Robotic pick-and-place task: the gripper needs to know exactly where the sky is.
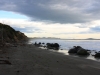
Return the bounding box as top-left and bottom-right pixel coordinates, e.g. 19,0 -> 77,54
0,0 -> 100,39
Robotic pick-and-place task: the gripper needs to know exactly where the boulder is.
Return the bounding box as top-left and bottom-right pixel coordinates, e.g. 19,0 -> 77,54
46,43 -> 53,49
94,53 -> 100,58
77,49 -> 90,55
68,46 -> 90,55
46,43 -> 60,50
68,46 -> 82,53
68,48 -> 77,53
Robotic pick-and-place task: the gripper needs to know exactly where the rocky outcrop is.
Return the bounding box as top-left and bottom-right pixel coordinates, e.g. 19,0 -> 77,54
77,49 -> 89,55
0,23 -> 27,44
94,52 -> 100,58
46,43 -> 60,50
68,46 -> 90,55
68,46 -> 80,53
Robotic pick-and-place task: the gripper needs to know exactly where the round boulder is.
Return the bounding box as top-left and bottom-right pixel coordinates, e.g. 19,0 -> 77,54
77,49 -> 90,55
94,53 -> 100,58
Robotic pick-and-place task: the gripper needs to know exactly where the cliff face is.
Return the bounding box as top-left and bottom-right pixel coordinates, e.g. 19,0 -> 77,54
0,23 -> 28,43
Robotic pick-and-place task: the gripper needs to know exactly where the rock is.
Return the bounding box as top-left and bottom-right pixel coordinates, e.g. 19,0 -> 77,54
68,46 -> 82,53
95,52 -> 98,53
94,53 -> 100,58
34,42 -> 42,47
38,42 -> 41,45
68,48 -> 77,53
42,42 -> 45,44
86,50 -> 91,53
77,49 -> 90,55
46,43 -> 53,49
46,43 -> 60,50
68,46 -> 90,55
34,42 -> 37,45
86,50 -> 91,52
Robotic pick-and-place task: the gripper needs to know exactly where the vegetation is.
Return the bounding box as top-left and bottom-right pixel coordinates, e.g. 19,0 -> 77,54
0,23 -> 27,44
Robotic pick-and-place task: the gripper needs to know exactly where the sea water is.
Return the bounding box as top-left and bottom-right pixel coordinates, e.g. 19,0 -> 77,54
28,38 -> 100,51
28,38 -> 100,61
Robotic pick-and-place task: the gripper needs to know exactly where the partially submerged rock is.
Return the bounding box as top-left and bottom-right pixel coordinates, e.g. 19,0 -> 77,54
77,49 -> 90,55
68,46 -> 90,55
46,43 -> 60,50
68,46 -> 82,53
34,42 -> 42,47
94,52 -> 100,58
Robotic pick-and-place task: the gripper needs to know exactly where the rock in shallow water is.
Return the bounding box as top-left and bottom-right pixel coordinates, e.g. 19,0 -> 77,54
94,53 -> 100,58
68,46 -> 90,55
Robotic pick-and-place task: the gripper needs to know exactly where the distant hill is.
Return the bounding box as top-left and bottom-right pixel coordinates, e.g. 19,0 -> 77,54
0,23 -> 28,44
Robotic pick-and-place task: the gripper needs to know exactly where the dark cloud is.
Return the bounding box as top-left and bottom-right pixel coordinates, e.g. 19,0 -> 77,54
0,0 -> 100,23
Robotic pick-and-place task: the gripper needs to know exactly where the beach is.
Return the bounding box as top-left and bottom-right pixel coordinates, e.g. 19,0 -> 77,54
0,44 -> 100,75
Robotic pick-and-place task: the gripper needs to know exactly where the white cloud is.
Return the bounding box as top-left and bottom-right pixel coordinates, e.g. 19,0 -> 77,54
1,18 -> 100,39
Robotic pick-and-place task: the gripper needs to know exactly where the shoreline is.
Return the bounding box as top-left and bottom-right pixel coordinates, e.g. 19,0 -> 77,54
39,46 -> 100,62
0,44 -> 100,75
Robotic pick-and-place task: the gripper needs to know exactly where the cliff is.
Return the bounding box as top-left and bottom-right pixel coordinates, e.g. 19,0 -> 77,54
0,23 -> 28,44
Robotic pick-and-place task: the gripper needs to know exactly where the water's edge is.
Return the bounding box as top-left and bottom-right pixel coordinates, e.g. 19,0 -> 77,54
28,38 -> 100,62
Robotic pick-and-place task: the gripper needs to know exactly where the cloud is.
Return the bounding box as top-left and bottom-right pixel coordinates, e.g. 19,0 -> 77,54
13,27 -> 42,33
0,18 -> 89,34
0,18 -> 43,33
0,0 -> 100,23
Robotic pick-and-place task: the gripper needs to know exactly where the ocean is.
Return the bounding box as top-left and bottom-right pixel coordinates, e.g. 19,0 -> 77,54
28,38 -> 100,61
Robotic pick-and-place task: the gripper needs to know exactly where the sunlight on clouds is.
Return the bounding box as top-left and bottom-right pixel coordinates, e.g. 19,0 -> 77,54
25,33 -> 100,39
0,18 -> 100,39
41,25 -> 89,34
88,20 -> 100,27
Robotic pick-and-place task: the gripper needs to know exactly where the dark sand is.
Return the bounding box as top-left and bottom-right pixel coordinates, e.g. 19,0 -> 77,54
0,44 -> 100,75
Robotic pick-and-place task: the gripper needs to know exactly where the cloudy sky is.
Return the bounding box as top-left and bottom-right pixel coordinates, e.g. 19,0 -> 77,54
0,0 -> 100,39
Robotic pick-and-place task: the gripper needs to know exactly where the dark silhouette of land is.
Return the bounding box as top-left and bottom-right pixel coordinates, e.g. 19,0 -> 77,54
0,23 -> 27,45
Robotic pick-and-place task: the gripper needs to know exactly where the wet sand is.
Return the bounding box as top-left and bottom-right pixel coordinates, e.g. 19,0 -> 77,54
0,44 -> 100,75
